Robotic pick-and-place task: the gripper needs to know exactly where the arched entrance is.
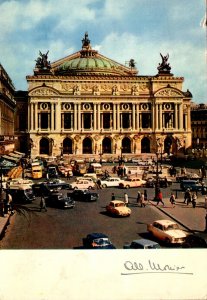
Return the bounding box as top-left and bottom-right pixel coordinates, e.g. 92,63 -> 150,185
122,137 -> 131,153
63,138 -> 73,154
83,137 -> 92,154
164,137 -> 172,154
102,137 -> 112,153
141,137 -> 150,153
39,138 -> 49,155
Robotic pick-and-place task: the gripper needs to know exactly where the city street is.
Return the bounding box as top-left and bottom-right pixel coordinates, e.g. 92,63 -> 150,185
0,183 -> 190,249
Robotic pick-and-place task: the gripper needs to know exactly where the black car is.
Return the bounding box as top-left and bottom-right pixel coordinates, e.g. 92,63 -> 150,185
182,232 -> 207,248
45,191 -> 75,209
69,189 -> 99,202
82,233 -> 116,249
145,177 -> 171,188
43,179 -> 70,190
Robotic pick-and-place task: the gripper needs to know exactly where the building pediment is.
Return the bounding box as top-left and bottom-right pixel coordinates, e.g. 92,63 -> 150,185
154,87 -> 183,97
29,86 -> 59,96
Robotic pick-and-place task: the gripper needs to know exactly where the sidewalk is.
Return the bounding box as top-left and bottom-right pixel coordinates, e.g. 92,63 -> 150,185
0,213 -> 12,239
150,195 -> 207,232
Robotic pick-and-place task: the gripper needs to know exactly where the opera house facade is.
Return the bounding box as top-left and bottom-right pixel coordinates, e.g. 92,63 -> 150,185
26,33 -> 192,159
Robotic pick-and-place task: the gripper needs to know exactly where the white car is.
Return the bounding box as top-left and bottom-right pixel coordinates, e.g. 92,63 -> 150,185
100,177 -> 123,188
119,177 -> 146,188
69,179 -> 95,190
147,220 -> 187,244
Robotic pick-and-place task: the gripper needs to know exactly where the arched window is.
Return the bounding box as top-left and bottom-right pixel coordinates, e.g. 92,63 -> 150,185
164,137 -> 172,154
141,137 -> 150,153
122,137 -> 131,153
63,138 -> 73,154
102,137 -> 112,153
39,138 -> 49,155
83,137 -> 92,154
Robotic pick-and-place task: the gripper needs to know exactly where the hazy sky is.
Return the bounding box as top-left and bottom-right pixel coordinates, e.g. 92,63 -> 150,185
0,0 -> 206,103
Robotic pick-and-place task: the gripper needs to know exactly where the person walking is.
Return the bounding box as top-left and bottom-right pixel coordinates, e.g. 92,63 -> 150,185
144,190 -> 148,204
192,192 -> 197,208
184,189 -> 191,205
40,196 -> 47,212
169,192 -> 176,207
140,192 -> 146,207
124,193 -> 129,207
156,189 -> 164,206
136,191 -> 141,206
111,193 -> 115,201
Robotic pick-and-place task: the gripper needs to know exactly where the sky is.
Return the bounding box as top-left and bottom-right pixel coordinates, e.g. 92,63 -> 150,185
0,0 -> 206,103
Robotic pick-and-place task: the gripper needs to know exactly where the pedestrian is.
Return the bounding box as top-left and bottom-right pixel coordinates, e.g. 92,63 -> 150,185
67,171 -> 71,180
156,189 -> 164,206
144,189 -> 148,203
184,189 -> 191,205
140,192 -> 146,207
111,193 -> 115,201
96,179 -> 101,189
192,192 -> 197,208
124,193 -> 129,206
169,192 -> 176,207
136,191 -> 141,206
40,196 -> 47,212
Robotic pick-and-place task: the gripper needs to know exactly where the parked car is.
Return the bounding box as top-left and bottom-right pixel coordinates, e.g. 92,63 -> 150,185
69,179 -> 95,190
180,180 -> 207,193
100,177 -> 123,188
45,191 -> 75,209
106,200 -> 131,217
123,238 -> 161,249
119,177 -> 146,189
82,233 -> 116,249
147,219 -> 187,244
182,232 -> 207,248
69,189 -> 99,202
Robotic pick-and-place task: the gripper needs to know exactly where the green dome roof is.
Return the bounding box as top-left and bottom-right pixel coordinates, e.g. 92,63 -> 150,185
53,33 -> 137,76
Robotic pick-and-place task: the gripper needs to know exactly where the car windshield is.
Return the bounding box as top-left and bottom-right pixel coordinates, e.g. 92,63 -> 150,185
165,224 -> 179,230
93,238 -> 111,246
115,203 -> 125,207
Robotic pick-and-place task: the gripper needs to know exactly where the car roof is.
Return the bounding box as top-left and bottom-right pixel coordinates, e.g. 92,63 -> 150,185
110,200 -> 124,204
154,219 -> 177,226
132,239 -> 159,246
87,233 -> 108,239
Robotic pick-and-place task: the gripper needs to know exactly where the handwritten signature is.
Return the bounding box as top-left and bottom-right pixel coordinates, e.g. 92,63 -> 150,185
121,260 -> 193,275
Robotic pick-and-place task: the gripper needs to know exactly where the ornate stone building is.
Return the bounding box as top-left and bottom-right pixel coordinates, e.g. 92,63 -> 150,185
26,33 -> 192,159
0,64 -> 16,154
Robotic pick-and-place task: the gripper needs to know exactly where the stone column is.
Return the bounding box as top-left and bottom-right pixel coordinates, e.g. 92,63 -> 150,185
152,102 -> 155,131
136,104 -> 139,130
93,103 -> 97,130
74,103 -> 77,131
187,105 -> 191,130
34,103 -> 38,130
117,104 -> 120,131
132,104 -> 135,130
97,103 -> 100,130
155,103 -> 159,130
175,103 -> 178,130
113,104 -> 116,130
55,101 -> 61,131
159,104 -> 163,129
51,102 -> 54,131
30,102 -> 34,131
179,103 -> 183,130
78,103 -> 81,130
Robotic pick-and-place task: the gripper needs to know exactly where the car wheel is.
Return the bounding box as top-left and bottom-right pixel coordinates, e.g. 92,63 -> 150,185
126,185 -> 130,189
102,184 -> 107,188
165,238 -> 171,244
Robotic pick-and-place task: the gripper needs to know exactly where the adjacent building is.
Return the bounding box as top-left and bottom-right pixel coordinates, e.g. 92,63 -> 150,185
0,64 -> 16,154
26,33 -> 192,159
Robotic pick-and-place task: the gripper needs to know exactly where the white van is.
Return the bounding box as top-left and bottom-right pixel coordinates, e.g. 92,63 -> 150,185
124,166 -> 147,176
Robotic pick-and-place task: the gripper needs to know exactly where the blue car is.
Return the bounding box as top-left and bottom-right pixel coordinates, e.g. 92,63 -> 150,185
82,233 -> 116,249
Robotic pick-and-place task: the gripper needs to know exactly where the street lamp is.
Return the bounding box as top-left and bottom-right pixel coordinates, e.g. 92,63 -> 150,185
119,146 -> 123,165
154,152 -> 160,197
99,144 -> 102,164
60,142 -> 63,158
